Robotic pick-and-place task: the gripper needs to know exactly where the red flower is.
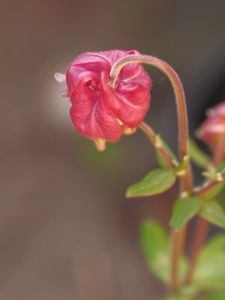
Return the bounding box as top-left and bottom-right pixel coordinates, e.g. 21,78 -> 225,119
59,50 -> 151,150
197,102 -> 225,151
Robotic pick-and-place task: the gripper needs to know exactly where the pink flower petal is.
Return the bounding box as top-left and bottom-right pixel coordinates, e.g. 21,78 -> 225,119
70,73 -> 122,142
63,49 -> 152,143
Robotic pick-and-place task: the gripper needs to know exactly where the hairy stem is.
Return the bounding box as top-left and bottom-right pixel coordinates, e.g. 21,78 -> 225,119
110,54 -> 192,191
110,54 -> 193,293
139,122 -> 177,169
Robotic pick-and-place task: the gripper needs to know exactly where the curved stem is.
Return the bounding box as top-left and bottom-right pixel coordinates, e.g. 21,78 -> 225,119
110,54 -> 193,192
110,55 -> 193,293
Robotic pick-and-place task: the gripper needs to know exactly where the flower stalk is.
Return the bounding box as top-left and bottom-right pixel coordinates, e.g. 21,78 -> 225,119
110,54 -> 193,293
139,122 -> 177,169
110,54 -> 193,191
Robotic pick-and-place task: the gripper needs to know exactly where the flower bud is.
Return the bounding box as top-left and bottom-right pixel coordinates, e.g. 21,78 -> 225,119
207,102 -> 225,118
56,50 -> 152,150
196,102 -> 225,153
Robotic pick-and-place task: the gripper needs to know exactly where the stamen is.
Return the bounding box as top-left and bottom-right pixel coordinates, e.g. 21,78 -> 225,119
94,139 -> 106,151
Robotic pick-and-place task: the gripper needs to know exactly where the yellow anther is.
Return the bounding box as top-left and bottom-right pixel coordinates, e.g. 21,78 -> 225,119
122,126 -> 137,135
94,139 -> 106,152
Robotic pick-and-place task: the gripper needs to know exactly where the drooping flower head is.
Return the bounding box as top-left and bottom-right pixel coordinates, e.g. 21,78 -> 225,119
196,102 -> 225,154
56,49 -> 152,150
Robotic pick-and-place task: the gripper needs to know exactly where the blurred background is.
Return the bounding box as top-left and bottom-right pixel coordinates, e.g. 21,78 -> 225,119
1,0 -> 225,299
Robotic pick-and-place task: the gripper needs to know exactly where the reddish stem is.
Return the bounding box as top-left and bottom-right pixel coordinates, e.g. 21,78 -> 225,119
139,122 -> 177,169
186,143 -> 225,284
213,135 -> 225,168
192,169 -> 225,197
185,218 -> 209,284
110,54 -> 193,293
110,54 -> 192,190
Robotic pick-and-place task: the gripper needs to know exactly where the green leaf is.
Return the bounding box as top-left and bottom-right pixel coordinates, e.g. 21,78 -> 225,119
170,196 -> 202,229
126,168 -> 176,198
199,290 -> 225,300
201,161 -> 225,201
196,252 -> 225,289
201,182 -> 225,201
156,137 -> 178,169
217,161 -> 225,173
197,234 -> 225,261
164,285 -> 199,300
139,219 -> 169,282
194,234 -> 225,290
139,219 -> 188,284
216,186 -> 225,210
189,139 -> 211,168
200,201 -> 225,229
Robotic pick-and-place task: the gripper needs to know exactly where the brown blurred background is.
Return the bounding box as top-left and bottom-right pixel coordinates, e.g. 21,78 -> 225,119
1,0 -> 225,299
